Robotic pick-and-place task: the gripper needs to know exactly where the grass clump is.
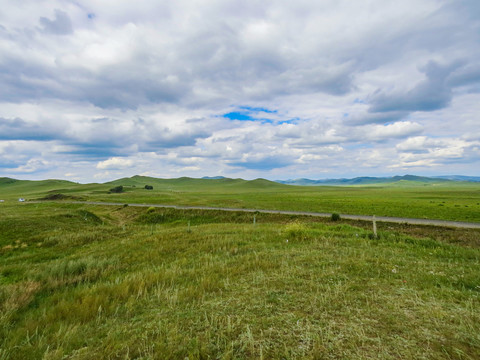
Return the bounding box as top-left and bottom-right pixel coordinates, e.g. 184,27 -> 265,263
331,212 -> 341,221
282,221 -> 315,241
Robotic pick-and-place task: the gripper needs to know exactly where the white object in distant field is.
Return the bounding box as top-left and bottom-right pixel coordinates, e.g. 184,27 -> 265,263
18,198 -> 25,202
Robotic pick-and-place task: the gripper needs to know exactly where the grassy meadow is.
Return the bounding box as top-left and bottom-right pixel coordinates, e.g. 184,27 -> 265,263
1,175 -> 480,222
1,177 -> 480,358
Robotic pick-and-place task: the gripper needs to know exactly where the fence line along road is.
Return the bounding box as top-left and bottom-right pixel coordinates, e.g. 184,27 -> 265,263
28,200 -> 480,229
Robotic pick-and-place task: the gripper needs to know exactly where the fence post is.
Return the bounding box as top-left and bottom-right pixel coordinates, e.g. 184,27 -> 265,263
373,215 -> 377,238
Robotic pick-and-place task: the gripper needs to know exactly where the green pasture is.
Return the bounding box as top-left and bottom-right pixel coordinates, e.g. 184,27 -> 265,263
1,176 -> 480,222
1,202 -> 479,359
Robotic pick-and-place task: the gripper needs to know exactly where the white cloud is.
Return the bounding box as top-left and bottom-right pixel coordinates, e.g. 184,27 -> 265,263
393,136 -> 480,170
389,159 -> 438,169
11,159 -> 50,173
364,121 -> 424,142
0,0 -> 479,181
96,157 -> 133,170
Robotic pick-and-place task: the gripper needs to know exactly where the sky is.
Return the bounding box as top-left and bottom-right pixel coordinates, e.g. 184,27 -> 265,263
1,0 -> 479,182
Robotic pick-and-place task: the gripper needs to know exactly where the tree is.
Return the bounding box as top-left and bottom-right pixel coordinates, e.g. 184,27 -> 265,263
109,185 -> 123,193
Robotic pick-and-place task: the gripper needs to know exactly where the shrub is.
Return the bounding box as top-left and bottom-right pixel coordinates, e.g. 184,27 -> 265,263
41,193 -> 67,200
331,213 -> 341,221
109,186 -> 123,193
144,185 -> 153,190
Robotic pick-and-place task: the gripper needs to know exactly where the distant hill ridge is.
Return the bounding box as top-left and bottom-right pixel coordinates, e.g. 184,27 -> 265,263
1,175 -> 480,189
275,175 -> 480,186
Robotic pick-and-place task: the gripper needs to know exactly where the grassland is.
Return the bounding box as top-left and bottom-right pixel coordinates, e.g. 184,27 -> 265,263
1,200 -> 480,359
1,175 -> 480,223
1,177 -> 480,358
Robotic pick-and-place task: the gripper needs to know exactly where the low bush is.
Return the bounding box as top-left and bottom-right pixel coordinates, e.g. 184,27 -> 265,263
331,213 -> 341,221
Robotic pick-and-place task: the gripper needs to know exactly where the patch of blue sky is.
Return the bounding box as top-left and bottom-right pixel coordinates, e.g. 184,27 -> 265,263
222,107 -> 299,125
0,162 -> 21,169
238,106 -> 278,114
222,111 -> 255,121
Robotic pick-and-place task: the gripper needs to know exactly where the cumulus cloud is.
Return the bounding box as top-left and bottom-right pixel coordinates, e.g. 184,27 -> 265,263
0,0 -> 451,109
362,121 -> 424,142
369,61 -> 458,113
345,111 -> 409,126
96,157 -> 134,170
10,159 -> 51,174
393,136 -> 480,169
0,117 -> 60,141
0,0 -> 479,180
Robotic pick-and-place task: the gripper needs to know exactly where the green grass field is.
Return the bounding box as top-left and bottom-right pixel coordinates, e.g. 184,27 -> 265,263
1,177 -> 480,358
1,200 -> 480,359
2,175 -> 480,223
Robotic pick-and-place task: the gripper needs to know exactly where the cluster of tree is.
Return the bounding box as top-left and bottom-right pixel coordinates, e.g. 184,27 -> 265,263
109,184 -> 152,193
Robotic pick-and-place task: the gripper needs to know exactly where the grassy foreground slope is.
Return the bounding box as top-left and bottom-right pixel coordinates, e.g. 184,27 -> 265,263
1,203 -> 479,359
2,175 -> 480,223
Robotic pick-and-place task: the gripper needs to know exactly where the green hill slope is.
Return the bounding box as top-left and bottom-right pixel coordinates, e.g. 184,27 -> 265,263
0,178 -> 78,200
